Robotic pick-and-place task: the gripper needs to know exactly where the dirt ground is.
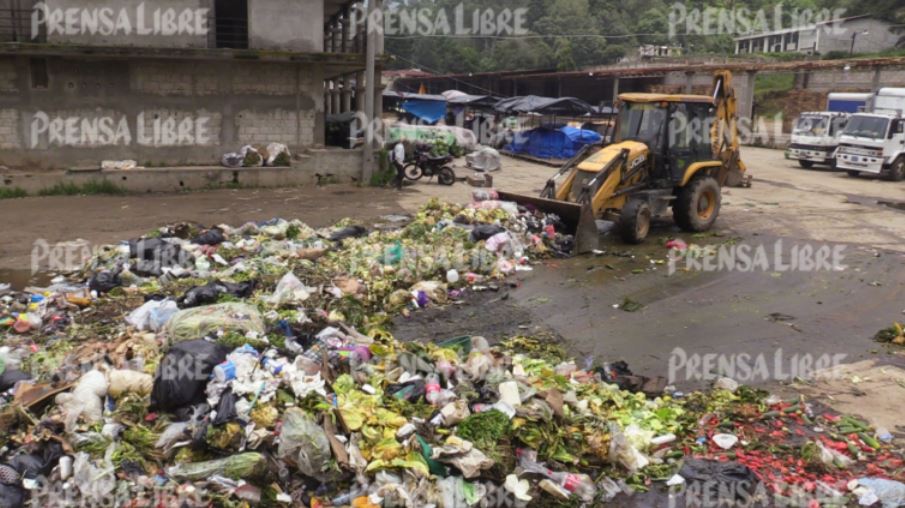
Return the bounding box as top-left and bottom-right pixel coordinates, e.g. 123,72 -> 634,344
2,147 -> 905,432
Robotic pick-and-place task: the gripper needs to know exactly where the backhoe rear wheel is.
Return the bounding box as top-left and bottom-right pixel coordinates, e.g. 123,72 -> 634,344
674,175 -> 721,232
619,198 -> 651,244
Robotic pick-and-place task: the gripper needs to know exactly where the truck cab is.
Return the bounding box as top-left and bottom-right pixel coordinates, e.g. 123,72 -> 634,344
835,88 -> 905,181
786,112 -> 849,168
786,92 -> 871,170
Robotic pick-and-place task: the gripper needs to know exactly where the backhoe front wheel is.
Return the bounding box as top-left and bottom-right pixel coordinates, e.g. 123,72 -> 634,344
619,198 -> 651,244
674,175 -> 721,232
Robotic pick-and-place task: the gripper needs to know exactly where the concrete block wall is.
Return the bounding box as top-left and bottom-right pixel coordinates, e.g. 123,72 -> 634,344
0,148 -> 364,194
249,0 -> 323,52
0,56 -> 326,169
43,0 -> 212,49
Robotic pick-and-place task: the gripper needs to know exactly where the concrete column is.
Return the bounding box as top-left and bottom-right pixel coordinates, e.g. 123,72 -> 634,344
342,74 -> 352,113
341,8 -> 349,53
871,66 -> 881,93
684,72 -> 694,93
612,77 -> 620,104
356,72 -> 366,113
362,0 -> 381,183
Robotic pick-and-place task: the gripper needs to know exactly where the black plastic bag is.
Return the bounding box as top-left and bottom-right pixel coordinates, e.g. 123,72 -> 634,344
0,370 -> 31,392
211,389 -> 239,426
597,361 -> 666,397
150,340 -> 229,412
128,238 -> 195,277
192,228 -> 225,246
88,270 -> 121,294
678,458 -> 763,505
178,280 -> 256,308
7,441 -> 63,478
0,483 -> 24,508
470,224 -> 505,242
329,225 -> 367,241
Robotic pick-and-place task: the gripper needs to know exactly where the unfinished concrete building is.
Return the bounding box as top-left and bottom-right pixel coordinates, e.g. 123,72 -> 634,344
0,0 -> 380,178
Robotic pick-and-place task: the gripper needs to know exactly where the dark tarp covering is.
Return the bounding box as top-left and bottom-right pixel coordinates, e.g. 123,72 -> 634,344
447,94 -> 501,108
494,95 -> 595,116
506,126 -> 602,160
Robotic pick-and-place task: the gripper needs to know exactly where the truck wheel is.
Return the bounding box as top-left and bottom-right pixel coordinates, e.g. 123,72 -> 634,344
881,157 -> 905,182
674,175 -> 721,232
798,160 -> 813,169
846,170 -> 860,178
619,198 -> 651,244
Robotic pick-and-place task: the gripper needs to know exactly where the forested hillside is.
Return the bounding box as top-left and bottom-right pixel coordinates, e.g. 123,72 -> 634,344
384,0 -> 905,73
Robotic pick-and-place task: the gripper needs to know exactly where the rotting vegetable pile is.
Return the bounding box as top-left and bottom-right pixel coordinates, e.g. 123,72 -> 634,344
1,196 -> 904,507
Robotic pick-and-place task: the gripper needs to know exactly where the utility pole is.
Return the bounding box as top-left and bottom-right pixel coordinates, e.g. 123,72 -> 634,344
362,0 -> 381,184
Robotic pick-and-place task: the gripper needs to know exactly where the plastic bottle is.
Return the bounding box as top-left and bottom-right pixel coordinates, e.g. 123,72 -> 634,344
425,373 -> 442,405
547,471 -> 596,502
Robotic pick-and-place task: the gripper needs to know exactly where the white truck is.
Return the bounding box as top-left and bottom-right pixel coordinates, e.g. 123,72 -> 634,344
836,88 -> 905,181
786,93 -> 871,169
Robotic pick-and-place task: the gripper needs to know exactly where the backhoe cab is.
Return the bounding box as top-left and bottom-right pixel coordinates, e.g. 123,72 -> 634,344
498,70 -> 749,252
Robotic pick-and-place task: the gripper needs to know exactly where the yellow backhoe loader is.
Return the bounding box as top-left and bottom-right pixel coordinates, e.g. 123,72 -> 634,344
499,70 -> 751,252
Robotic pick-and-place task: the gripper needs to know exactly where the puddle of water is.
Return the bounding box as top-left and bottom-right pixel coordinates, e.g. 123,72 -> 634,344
0,269 -> 54,291
879,200 -> 905,211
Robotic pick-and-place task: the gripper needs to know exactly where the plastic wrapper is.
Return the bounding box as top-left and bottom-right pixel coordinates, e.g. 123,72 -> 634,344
166,452 -> 267,481
277,408 -> 332,480
267,273 -> 314,306
855,478 -> 905,508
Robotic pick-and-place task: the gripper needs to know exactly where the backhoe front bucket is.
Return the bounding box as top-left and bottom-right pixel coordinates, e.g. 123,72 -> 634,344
496,191 -> 599,254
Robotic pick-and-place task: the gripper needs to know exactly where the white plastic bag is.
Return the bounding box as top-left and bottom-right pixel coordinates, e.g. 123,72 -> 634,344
126,299 -> 178,331
55,370 -> 109,431
267,272 -> 314,306
265,142 -> 291,166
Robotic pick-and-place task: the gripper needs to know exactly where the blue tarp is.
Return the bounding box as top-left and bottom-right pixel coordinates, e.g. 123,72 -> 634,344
506,126 -> 602,160
401,99 -> 447,124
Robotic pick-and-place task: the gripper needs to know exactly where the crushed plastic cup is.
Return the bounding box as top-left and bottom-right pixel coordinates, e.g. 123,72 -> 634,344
712,433 -> 739,450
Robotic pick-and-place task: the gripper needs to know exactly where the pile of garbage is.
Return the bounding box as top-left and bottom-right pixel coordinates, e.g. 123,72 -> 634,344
1,196 -> 904,507
222,143 -> 292,168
